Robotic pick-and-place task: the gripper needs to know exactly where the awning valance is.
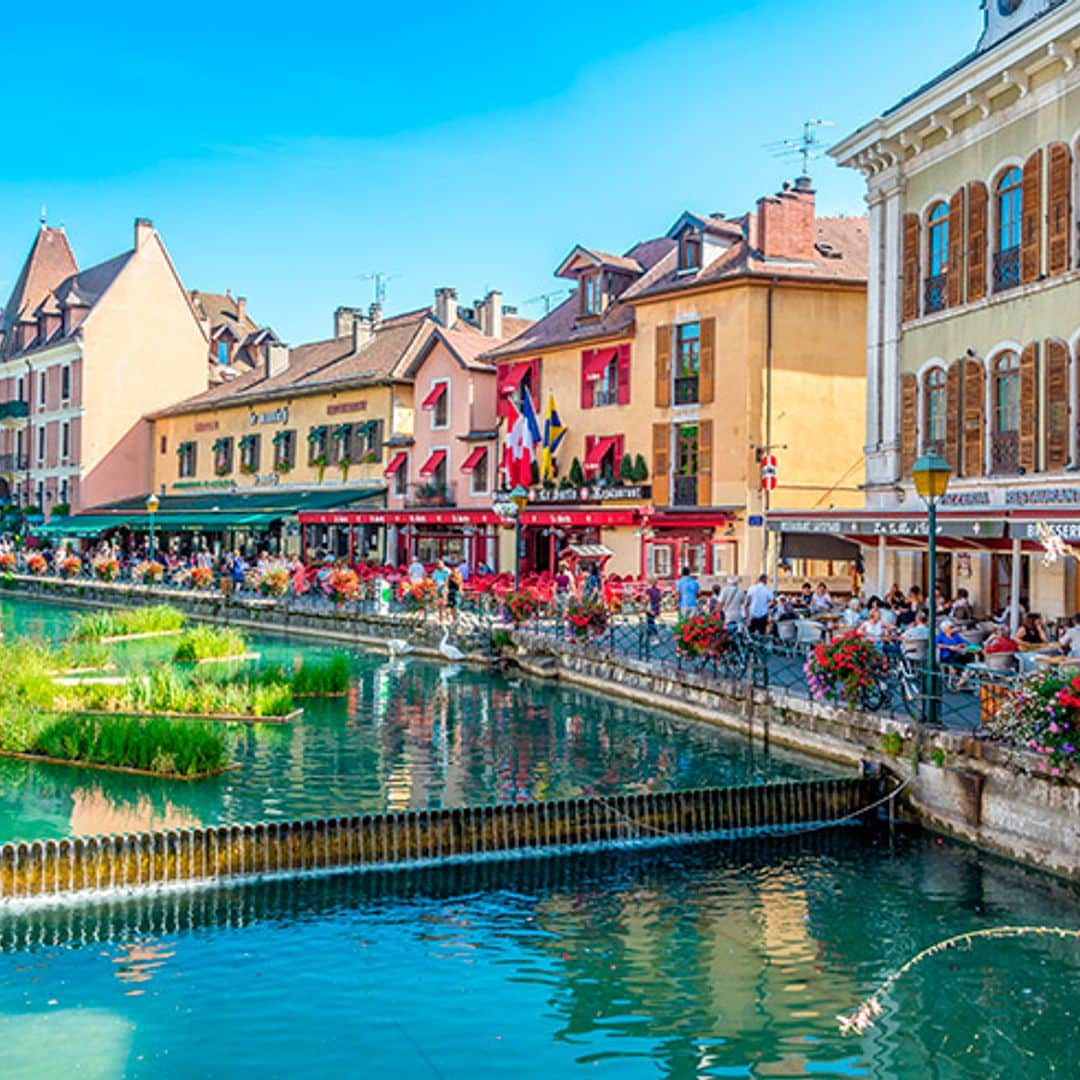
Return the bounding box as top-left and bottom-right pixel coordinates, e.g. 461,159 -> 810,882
499,362 -> 530,396
419,449 -> 447,477
460,446 -> 487,474
779,532 -> 861,562
383,451 -> 407,477
584,436 -> 618,474
421,382 -> 447,411
583,348 -> 617,382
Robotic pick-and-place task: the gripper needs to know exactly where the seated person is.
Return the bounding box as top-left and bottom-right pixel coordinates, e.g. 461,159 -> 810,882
1059,614 -> 1080,658
983,625 -> 1019,655
809,583 -> 833,613
842,597 -> 864,628
1015,613 -> 1049,647
949,588 -> 976,623
858,607 -> 891,644
798,582 -> 813,609
900,611 -> 930,655
775,595 -> 798,622
936,620 -> 973,673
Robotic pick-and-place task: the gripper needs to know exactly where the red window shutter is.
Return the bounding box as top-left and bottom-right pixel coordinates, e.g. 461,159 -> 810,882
528,358 -> 541,401
902,213 -> 921,321
613,434 -> 625,477
584,435 -> 595,469
967,181 -> 988,302
947,188 -> 965,308
581,350 -> 593,409
1047,143 -> 1072,277
1021,149 -> 1043,284
616,344 -> 631,405
496,365 -> 511,420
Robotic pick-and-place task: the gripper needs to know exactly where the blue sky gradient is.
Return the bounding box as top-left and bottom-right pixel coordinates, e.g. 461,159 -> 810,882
0,1 -> 982,343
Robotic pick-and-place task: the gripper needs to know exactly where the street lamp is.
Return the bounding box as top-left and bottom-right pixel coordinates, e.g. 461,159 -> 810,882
145,492 -> 160,563
510,484 -> 529,590
912,452 -> 951,727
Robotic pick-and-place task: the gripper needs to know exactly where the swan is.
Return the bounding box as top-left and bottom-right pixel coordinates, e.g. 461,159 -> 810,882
438,630 -> 466,662
386,638 -> 413,659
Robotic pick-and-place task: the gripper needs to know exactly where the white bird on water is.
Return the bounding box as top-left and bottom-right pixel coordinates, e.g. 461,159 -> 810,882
386,639 -> 413,659
438,630 -> 466,662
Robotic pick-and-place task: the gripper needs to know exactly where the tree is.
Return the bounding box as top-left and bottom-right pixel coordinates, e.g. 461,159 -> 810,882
633,454 -> 649,482
619,453 -> 635,483
569,457 -> 585,486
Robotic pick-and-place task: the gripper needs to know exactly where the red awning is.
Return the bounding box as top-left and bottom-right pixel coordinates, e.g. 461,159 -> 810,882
300,509 -> 501,526
499,362 -> 530,396
460,446 -> 487,474
583,348 -> 617,382
383,451 -> 407,477
419,449 -> 447,477
520,508 -> 642,527
584,436 -> 618,475
421,382 -> 447,411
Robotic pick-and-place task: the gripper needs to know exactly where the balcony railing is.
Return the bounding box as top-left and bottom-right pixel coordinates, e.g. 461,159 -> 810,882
923,274 -> 947,314
673,377 -> 699,406
0,452 -> 28,474
404,482 -> 456,508
993,246 -> 1021,293
991,431 -> 1020,475
672,475 -> 698,507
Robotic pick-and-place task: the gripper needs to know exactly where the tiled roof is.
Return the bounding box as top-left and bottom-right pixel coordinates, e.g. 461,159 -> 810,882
1,226 -> 78,354
190,290 -> 260,337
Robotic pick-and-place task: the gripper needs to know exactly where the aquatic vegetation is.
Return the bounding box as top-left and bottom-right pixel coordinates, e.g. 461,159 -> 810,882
174,625 -> 247,662
290,653 -> 351,696
73,604 -> 187,641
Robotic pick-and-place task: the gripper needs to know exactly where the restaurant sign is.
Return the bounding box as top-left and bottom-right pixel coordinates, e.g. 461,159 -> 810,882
503,485 -> 651,506
770,517 -> 1004,539
249,406 -> 289,426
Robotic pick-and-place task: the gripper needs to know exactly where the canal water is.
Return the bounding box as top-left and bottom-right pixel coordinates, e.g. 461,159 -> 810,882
1,596 -> 1078,1077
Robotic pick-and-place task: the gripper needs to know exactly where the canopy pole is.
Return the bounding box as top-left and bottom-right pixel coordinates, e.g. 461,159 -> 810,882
1009,536 -> 1022,636
876,534 -> 887,599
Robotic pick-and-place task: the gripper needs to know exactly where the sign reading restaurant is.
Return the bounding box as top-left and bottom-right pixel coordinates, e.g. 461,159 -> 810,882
498,484 -> 652,506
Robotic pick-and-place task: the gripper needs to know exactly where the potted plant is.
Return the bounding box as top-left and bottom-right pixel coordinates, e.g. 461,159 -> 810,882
326,566 -> 360,607
803,632 -> 890,711
26,552 -> 47,575
60,555 -> 83,580
92,555 -> 120,582
566,597 -> 607,641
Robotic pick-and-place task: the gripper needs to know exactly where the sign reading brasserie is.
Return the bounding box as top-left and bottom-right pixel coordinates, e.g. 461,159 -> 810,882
249,406 -> 289,426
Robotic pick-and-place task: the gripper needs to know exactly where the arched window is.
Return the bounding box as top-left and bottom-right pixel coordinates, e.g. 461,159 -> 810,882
924,367 -> 947,449
925,203 -> 949,313
992,350 -> 1020,472
994,167 -> 1022,291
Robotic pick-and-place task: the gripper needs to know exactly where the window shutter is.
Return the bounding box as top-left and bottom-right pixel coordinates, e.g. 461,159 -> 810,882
652,423 -> 670,506
1021,149 -> 1043,284
1045,339 -> 1070,471
900,373 -> 918,477
616,344 -> 631,406
696,420 -> 713,507
1047,143 -> 1072,277
699,318 -> 715,404
945,362 -> 961,472
966,181 -> 988,302
613,435 -> 626,477
655,326 -> 671,407
528,358 -> 541,402
1019,342 -> 1039,472
962,357 -> 985,478
584,434 -> 595,472
580,350 -> 593,410
902,213 -> 921,321
496,365 -> 511,419
947,188 -> 965,308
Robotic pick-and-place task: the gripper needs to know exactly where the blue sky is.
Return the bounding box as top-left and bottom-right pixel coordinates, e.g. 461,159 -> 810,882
0,0 -> 982,344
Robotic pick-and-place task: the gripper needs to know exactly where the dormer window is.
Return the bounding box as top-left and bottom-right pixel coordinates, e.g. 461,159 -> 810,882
217,341 -> 230,365
679,230 -> 702,272
581,272 -> 603,316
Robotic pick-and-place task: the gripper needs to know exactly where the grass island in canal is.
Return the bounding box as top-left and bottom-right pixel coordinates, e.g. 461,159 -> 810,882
0,595 -> 1077,1077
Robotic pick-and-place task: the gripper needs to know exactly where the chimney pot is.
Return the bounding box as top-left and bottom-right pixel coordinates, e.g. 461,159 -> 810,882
236,296 -> 247,321
435,287 -> 458,329
265,342 -> 289,380
134,218 -> 154,250
369,302 -> 382,327
479,289 -> 503,338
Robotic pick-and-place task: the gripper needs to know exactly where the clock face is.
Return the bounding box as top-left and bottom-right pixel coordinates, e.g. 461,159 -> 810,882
998,0 -> 1022,15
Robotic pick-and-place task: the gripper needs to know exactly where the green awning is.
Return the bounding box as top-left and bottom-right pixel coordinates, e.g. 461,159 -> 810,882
34,514 -> 129,538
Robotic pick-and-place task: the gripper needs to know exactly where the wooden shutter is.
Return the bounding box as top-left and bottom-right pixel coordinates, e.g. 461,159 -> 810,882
613,435 -> 626,478
1018,342 -> 1038,472
584,434 -> 595,475
1021,149 -> 1043,284
617,344 -> 631,406
900,373 -> 918,477
947,188 -> 965,307
655,326 -> 671,407
902,213 -> 921,321
580,350 -> 593,410
945,362 -> 961,472
1047,143 -> 1072,277
697,420 -> 713,507
967,181 -> 988,302
1045,339 -> 1070,471
962,357 -> 985,478
528,358 -> 541,402
698,318 -> 715,404
652,423 -> 670,505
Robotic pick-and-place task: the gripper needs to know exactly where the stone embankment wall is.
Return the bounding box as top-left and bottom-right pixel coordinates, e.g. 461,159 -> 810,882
511,632 -> 1080,884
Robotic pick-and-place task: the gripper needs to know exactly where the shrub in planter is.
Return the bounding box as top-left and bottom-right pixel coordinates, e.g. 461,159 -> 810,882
133,560 -> 165,584
399,578 -> 437,611
0,552 -> 16,573
803,632 -> 889,710
258,566 -> 290,597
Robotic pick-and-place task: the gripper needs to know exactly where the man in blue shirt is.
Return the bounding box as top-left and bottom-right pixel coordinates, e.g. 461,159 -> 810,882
676,567 -> 700,617
936,619 -> 972,686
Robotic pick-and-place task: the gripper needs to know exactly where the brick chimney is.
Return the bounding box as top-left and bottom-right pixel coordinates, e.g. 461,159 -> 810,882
478,290 -> 503,339
134,218 -> 154,251
757,179 -> 816,261
236,296 -> 247,321
435,287 -> 457,329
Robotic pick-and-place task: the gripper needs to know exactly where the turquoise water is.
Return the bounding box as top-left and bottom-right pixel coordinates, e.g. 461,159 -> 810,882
0,596 -> 835,841
0,831 -> 1077,1077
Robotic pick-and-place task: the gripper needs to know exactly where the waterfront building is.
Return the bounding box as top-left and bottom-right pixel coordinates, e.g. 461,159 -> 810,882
775,0 -> 1080,619
485,184 -> 867,580
0,218 -> 208,516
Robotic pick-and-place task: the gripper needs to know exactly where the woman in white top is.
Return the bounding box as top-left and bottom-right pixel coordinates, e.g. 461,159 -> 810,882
858,607 -> 890,644
809,583 -> 832,613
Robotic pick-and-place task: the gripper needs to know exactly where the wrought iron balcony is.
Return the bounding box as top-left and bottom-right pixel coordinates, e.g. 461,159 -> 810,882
672,475 -> 698,507
991,431 -> 1020,475
923,275 -> 947,314
673,377 -> 699,406
993,246 -> 1020,293
404,482 -> 457,508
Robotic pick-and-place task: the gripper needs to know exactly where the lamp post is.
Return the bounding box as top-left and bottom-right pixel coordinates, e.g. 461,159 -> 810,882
912,452 -> 951,727
145,492 -> 160,563
510,484 -> 529,590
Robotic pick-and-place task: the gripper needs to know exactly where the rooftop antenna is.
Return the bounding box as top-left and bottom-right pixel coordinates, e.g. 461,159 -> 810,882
524,289 -> 570,315
764,119 -> 835,181
39,205 -> 47,226
356,272 -> 400,308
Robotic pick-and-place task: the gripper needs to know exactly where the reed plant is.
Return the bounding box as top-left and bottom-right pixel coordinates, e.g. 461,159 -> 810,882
290,653 -> 351,696
73,605 -> 187,642
173,625 -> 247,663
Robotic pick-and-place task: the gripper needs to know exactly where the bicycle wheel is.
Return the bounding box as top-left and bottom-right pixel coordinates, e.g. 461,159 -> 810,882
858,678 -> 889,713
718,639 -> 749,679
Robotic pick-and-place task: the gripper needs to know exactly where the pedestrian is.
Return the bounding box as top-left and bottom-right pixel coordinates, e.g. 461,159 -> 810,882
718,575 -> 746,625
408,555 -> 425,583
676,566 -> 700,618
744,573 -> 773,635
432,558 -> 451,623
583,563 -> 601,602
645,577 -> 662,639
447,563 -> 462,617
230,549 -> 246,593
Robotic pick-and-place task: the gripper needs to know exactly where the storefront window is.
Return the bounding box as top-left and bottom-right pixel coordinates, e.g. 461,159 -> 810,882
648,544 -> 673,579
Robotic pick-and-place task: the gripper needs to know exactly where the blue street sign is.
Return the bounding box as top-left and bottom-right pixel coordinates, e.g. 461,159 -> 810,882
748,514 -> 764,527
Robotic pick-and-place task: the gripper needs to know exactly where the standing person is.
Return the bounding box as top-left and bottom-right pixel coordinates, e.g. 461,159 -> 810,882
583,563 -> 602,603
644,577 -> 662,640
676,566 -> 700,618
408,554 -> 425,583
432,558 -> 451,623
744,574 -> 773,636
719,575 -> 746,626
554,561 -> 573,616
230,550 -> 246,593
446,563 -> 462,619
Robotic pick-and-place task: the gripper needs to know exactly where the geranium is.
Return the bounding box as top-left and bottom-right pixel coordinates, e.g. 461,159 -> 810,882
60,555 -> 83,579
26,552 -> 47,575
993,669 -> 1080,775
676,613 -> 733,658
566,597 -> 607,641
133,560 -> 165,584
326,567 -> 360,606
184,566 -> 215,591
257,566 -> 290,598
505,591 -> 540,625
92,555 -> 120,582
0,552 -> 16,572
399,578 -> 437,611
804,632 -> 889,710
